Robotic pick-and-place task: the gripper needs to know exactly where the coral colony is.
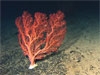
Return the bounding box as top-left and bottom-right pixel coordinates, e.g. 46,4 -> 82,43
15,11 -> 67,69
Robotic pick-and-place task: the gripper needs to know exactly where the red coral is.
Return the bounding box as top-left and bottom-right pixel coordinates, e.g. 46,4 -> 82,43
15,11 -> 66,69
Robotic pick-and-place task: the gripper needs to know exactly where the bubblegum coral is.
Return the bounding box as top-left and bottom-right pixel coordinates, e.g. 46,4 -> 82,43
15,11 -> 66,69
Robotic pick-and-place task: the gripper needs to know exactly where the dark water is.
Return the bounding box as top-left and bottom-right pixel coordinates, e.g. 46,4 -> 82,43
1,1 -> 99,74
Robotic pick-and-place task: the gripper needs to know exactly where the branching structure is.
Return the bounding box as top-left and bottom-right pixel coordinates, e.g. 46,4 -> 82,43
15,11 -> 66,69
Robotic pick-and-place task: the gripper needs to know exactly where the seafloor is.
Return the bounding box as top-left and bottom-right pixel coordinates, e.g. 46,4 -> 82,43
1,1 -> 100,75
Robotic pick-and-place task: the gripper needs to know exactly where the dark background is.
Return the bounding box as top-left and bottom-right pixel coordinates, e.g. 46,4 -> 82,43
1,1 -> 99,24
